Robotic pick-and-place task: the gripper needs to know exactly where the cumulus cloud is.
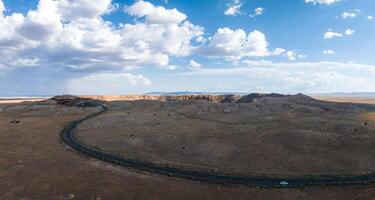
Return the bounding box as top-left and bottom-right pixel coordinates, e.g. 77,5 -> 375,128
345,28 -> 355,35
324,29 -> 355,39
0,0 -> 288,74
224,0 -> 241,16
67,73 -> 152,94
0,0 -> 5,16
126,0 -> 187,24
184,61 -> 375,93
305,0 -> 340,5
285,51 -> 306,61
18,0 -> 62,41
188,60 -> 201,70
195,27 -> 285,60
324,30 -> 343,39
323,50 -> 335,54
59,0 -> 114,20
0,0 -> 203,71
286,51 -> 297,61
250,7 -> 264,17
341,11 -> 356,19
249,7 -> 264,18
255,7 -> 264,15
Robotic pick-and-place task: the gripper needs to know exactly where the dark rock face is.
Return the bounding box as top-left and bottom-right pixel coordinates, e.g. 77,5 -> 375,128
51,95 -> 90,106
162,93 -> 287,103
51,93 -> 313,105
236,93 -> 286,103
220,95 -> 241,103
162,95 -> 224,102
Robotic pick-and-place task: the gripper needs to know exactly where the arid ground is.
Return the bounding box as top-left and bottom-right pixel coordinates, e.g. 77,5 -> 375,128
1,94 -> 375,200
313,95 -> 375,105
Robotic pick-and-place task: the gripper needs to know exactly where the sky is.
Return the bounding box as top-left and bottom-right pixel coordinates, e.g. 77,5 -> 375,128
0,0 -> 375,96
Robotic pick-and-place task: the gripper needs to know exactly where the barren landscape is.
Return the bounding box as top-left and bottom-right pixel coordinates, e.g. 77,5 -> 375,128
1,94 -> 375,199
2,0 -> 375,199
77,94 -> 375,178
313,95 -> 375,105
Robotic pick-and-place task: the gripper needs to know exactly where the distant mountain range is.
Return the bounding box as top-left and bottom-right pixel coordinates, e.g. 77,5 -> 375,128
145,91 -> 375,97
1,92 -> 374,98
144,91 -> 248,96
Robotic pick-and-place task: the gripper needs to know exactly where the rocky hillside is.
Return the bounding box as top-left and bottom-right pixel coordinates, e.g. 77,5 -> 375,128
64,93 -> 300,103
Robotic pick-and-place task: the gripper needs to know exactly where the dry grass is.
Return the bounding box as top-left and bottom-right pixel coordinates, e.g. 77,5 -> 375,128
1,97 -> 375,199
77,96 -> 375,178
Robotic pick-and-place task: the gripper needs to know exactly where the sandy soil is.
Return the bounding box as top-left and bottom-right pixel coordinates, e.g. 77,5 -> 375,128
1,96 -> 375,199
313,96 -> 375,105
0,98 -> 47,104
77,95 -> 375,178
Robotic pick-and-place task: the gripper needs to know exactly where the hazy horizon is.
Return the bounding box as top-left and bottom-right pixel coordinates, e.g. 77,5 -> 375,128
2,91 -> 375,98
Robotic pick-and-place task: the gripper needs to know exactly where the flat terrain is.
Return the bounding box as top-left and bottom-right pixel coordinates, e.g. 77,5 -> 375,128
0,97 -> 47,104
77,95 -> 375,177
1,95 -> 375,199
313,95 -> 375,105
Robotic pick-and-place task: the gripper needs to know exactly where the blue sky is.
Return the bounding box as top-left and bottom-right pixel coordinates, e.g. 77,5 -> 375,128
0,0 -> 374,96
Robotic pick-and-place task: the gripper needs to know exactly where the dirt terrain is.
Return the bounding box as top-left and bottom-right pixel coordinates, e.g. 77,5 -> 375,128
1,94 -> 375,199
0,97 -> 47,104
313,95 -> 375,105
77,94 -> 375,177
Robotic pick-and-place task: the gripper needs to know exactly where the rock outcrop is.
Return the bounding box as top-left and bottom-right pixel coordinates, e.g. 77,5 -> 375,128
52,93 -> 305,105
220,94 -> 241,103
51,95 -> 90,106
236,93 -> 286,103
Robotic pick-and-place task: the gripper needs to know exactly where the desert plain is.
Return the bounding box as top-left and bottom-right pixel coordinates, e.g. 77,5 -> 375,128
1,93 -> 375,200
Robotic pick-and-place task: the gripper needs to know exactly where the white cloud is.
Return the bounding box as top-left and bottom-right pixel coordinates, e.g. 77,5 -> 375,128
305,0 -> 340,5
254,7 -> 264,16
0,0 -> 203,71
188,60 -> 201,69
0,0 -> 287,74
368,16 -> 374,20
241,60 -> 273,66
323,29 -> 354,40
341,11 -> 356,19
250,7 -> 264,17
0,0 -> 5,16
323,50 -> 335,54
345,28 -> 355,35
285,51 -> 306,61
224,0 -> 241,16
196,35 -> 207,43
67,73 -> 152,94
286,51 -> 297,61
184,61 -> 375,93
324,30 -> 343,39
59,0 -> 114,20
18,0 -> 62,41
273,48 -> 287,56
163,65 -> 179,70
126,0 -> 186,24
195,27 -> 284,60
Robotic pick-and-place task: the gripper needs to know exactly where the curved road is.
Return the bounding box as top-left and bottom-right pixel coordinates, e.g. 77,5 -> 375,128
61,101 -> 375,187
